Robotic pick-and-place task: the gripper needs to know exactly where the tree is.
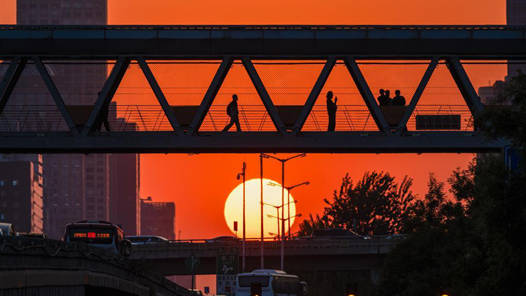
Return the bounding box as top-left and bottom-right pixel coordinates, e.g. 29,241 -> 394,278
378,173 -> 475,296
297,171 -> 415,237
478,71 -> 526,147
378,72 -> 526,296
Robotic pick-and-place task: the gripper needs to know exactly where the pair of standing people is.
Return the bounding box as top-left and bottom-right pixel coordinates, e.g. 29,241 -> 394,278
222,92 -> 339,132
377,89 -> 406,106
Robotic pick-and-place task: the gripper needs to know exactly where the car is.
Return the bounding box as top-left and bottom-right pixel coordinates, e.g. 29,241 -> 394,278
126,235 -> 170,245
205,235 -> 239,243
311,228 -> 362,239
0,223 -> 16,236
17,232 -> 47,239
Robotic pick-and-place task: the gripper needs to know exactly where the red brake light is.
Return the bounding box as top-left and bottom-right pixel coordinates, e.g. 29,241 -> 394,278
88,232 -> 96,238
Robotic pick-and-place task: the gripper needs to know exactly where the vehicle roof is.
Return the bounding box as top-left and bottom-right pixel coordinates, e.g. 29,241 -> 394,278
0,223 -> 13,230
65,220 -> 122,230
127,235 -> 168,240
238,269 -> 298,277
209,235 -> 238,240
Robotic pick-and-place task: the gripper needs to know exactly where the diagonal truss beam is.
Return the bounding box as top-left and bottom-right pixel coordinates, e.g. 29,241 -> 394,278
189,57 -> 233,135
293,58 -> 336,134
242,58 -> 286,134
0,57 -> 27,116
446,57 -> 484,115
33,57 -> 79,135
344,57 -> 391,133
395,58 -> 439,134
137,57 -> 181,134
82,57 -> 130,136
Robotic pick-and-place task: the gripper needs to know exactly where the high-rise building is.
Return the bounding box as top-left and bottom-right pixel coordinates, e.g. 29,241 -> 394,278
0,160 -> 43,233
141,198 -> 175,240
507,0 -> 526,77
17,0 -> 107,26
110,152 -> 141,235
479,0 -> 526,101
507,0 -> 526,25
42,154 -> 84,239
12,0 -> 140,239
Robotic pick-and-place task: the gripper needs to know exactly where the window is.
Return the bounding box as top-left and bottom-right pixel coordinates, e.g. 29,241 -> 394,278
238,276 -> 269,287
0,180 -> 4,187
272,276 -> 300,294
12,180 -> 18,186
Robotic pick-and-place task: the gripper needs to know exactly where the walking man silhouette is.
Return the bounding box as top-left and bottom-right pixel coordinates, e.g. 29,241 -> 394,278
222,94 -> 241,132
326,91 -> 337,132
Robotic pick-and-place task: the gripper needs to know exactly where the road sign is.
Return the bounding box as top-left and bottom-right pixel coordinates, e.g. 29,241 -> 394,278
216,254 -> 238,296
185,256 -> 200,273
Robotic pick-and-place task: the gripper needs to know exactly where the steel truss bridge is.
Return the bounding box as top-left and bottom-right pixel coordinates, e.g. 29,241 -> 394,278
0,25 -> 519,153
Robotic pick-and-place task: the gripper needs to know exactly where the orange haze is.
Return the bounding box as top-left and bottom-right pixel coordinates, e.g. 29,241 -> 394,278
0,0 -> 506,240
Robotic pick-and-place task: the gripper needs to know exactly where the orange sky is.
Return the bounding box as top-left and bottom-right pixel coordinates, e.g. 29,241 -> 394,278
0,0 -> 508,240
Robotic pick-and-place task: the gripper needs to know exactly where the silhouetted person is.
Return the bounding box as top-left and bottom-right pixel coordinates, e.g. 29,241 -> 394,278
392,90 -> 406,106
385,90 -> 392,105
97,91 -> 111,132
326,91 -> 337,131
377,89 -> 390,106
222,94 -> 241,132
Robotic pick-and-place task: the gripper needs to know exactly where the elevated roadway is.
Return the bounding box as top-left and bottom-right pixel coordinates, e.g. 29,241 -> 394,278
0,236 -> 192,296
130,237 -> 398,275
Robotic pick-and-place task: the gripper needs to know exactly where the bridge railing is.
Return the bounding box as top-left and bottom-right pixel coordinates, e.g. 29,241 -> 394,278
131,237 -> 399,256
0,104 -> 474,133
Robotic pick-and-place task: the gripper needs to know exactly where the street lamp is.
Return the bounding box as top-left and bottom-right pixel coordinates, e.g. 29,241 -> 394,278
268,213 -> 303,223
267,213 -> 280,238
269,181 -> 309,239
268,232 -> 279,240
263,200 -> 298,240
261,153 -> 306,271
236,162 -> 246,272
259,153 -> 264,269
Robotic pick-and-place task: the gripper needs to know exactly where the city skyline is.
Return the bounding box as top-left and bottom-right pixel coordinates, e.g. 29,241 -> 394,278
0,1 -> 523,295
0,0 -> 509,240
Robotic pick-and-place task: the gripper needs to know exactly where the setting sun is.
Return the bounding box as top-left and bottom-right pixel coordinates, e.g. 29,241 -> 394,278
224,178 -> 297,238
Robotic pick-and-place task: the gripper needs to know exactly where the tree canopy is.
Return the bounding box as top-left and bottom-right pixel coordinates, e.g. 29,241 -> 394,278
298,171 -> 415,237
378,71 -> 526,295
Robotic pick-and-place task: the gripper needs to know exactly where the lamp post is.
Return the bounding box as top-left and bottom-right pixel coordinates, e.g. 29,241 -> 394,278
261,153 -> 306,271
263,198 -> 299,237
268,213 -> 303,241
284,181 -> 309,239
267,212 -> 280,238
236,162 -> 246,272
259,153 -> 264,269
263,200 -> 297,238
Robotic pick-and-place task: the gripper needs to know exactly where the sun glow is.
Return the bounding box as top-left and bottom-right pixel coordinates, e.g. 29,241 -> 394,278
224,178 -> 297,238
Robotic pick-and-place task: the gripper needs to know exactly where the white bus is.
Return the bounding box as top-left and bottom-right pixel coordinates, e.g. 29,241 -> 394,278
235,269 -> 308,296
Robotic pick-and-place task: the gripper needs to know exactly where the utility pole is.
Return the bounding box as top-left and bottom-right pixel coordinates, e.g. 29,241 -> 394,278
259,153 -> 264,269
261,153 -> 306,271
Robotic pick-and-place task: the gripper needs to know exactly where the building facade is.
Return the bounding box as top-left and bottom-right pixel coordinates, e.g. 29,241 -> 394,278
0,160 -> 43,233
110,152 -> 141,235
140,198 -> 175,240
13,0 -> 140,238
478,0 -> 526,101
507,0 -> 526,77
